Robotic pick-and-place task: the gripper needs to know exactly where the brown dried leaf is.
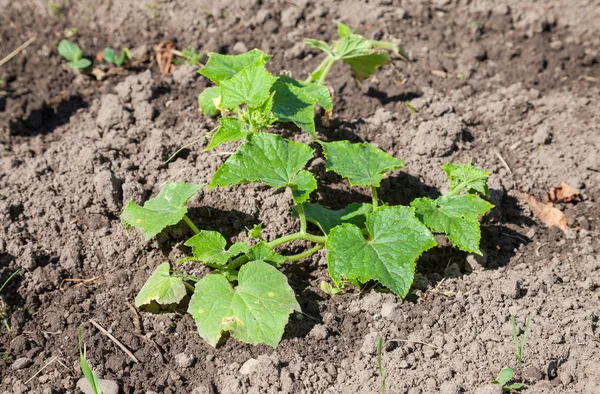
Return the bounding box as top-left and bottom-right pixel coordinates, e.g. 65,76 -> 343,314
548,182 -> 581,204
154,40 -> 175,75
522,193 -> 572,234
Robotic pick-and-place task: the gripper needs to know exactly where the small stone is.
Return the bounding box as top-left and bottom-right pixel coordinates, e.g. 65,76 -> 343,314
232,41 -> 248,54
172,64 -> 197,85
11,358 -> 32,370
309,324 -> 329,340
360,332 -> 380,355
77,378 -> 119,394
280,6 -> 300,28
174,352 -> 195,368
523,365 -> 544,381
533,125 -> 552,145
398,360 -> 411,369
430,102 -> 454,117
473,384 -> 502,394
550,40 -> 563,51
528,89 -> 541,100
239,358 -> 260,375
492,4 -> 510,15
134,101 -> 156,123
96,94 -> 125,130
254,9 -> 271,25
381,302 -> 402,321
502,279 -> 523,299
440,381 -> 461,394
465,251 -> 488,272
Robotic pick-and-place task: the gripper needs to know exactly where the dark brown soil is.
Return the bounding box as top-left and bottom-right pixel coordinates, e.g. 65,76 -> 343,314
1,1 -> 599,393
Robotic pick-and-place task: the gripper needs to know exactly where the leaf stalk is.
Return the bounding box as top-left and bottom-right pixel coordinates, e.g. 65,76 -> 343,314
183,215 -> 200,234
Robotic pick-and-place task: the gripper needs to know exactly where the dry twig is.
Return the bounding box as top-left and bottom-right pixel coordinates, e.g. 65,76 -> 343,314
89,319 -> 140,363
0,36 -> 36,68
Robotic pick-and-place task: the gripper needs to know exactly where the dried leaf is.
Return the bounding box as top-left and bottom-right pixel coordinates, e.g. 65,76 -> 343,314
548,182 -> 581,204
431,70 -> 447,78
155,40 -> 175,75
522,193 -> 572,234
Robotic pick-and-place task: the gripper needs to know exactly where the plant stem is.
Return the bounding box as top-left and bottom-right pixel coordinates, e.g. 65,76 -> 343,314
285,244 -> 324,262
297,203 -> 307,233
183,215 -> 200,234
305,56 -> 330,83
317,57 -> 335,85
183,282 -> 196,292
372,186 -> 379,210
266,232 -> 327,249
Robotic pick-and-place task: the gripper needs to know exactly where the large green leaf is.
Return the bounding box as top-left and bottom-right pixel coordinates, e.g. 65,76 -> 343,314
321,140 -> 405,187
209,133 -> 316,203
188,260 -> 300,348
219,64 -> 277,109
183,231 -> 249,265
292,202 -> 371,234
58,39 -> 82,62
135,263 -> 187,307
326,206 -> 436,298
205,117 -> 246,150
442,162 -> 490,196
411,194 -> 493,254
121,182 -> 203,240
199,49 -> 272,84
198,86 -> 221,117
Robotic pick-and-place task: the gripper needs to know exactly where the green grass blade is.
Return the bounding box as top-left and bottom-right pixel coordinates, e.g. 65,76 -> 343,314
78,328 -> 104,394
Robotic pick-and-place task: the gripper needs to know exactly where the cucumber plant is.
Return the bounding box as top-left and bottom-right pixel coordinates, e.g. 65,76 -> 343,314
58,39 -> 92,70
122,23 -> 493,348
102,47 -> 131,67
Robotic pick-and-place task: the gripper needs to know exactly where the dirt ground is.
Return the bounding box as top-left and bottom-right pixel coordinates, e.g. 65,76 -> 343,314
1,0 -> 599,393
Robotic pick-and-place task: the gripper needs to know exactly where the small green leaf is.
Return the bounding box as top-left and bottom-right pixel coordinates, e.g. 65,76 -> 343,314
205,117 -> 246,150
246,241 -> 286,267
134,263 -> 187,307
247,92 -> 276,131
442,162 -> 490,196
209,133 -> 316,204
183,231 -> 248,265
271,76 -> 319,137
198,86 -> 221,117
188,260 -> 300,348
337,22 -> 352,38
293,202 -> 371,235
320,281 -> 341,295
220,64 -> 277,109
79,329 -> 104,394
506,383 -> 524,391
342,51 -> 390,80
58,39 -> 82,62
289,170 -> 317,204
494,367 -> 515,386
336,34 -> 372,59
199,49 -> 272,84
121,182 -> 203,240
68,58 -> 92,69
411,194 -> 493,254
102,48 -> 116,64
304,39 -> 334,57
114,51 -> 127,66
247,222 -> 264,239
326,206 -> 436,298
321,140 -> 405,187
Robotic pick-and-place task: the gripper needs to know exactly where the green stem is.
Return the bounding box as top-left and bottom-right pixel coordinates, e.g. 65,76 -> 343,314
285,244 -> 324,262
297,203 -> 307,233
183,215 -> 200,234
266,232 -> 327,249
371,186 -> 379,210
317,57 -> 335,85
183,282 -> 195,292
305,56 -> 330,83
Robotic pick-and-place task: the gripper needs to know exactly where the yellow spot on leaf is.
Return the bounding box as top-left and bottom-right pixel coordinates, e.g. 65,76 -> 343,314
198,309 -> 204,314
135,219 -> 142,224
268,292 -> 275,297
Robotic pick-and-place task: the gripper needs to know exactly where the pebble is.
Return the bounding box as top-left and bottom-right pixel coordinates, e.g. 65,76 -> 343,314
309,324 -> 329,340
76,378 -> 119,394
11,357 -> 32,370
381,302 -> 402,322
465,251 -> 488,272
240,358 -> 260,375
174,352 -> 195,368
532,125 -> 553,145
473,384 -> 502,394
232,41 -> 248,54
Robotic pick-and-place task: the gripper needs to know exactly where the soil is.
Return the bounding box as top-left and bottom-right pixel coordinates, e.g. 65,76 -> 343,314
1,0 -> 599,393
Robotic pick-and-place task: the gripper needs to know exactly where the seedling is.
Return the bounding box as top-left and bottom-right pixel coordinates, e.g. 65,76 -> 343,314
102,47 -> 131,67
376,337 -> 386,394
512,315 -> 531,370
78,328 -> 103,394
58,40 -> 92,70
0,269 -> 20,332
491,367 -> 525,392
173,45 -> 203,66
124,22 -> 493,349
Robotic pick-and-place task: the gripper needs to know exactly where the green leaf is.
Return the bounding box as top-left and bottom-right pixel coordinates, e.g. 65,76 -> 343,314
134,263 -> 187,307
247,222 -> 264,239
114,50 -> 128,66
79,329 -> 104,394
102,48 -> 116,64
411,194 -> 493,254
289,170 -> 317,204
199,49 -> 272,84
321,140 -> 405,187
304,39 -> 334,57
58,39 -> 82,62
205,117 -> 246,150
220,64 -> 277,109
68,58 -> 92,69
493,368 -> 515,386
188,260 -> 300,348
271,76 -> 319,138
183,231 -> 249,265
209,133 -> 316,204
442,162 -> 490,196
506,383 -> 524,391
121,182 -> 203,240
336,34 -> 372,59
342,51 -> 390,80
326,206 -> 436,298
337,22 -> 352,38
246,241 -> 286,267
293,202 -> 371,235
247,92 -> 276,131
198,86 -> 221,117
